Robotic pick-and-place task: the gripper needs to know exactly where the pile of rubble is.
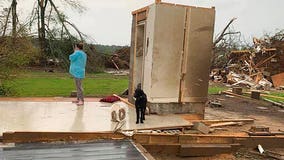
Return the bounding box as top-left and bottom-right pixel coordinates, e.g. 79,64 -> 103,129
105,47 -> 130,70
211,36 -> 284,90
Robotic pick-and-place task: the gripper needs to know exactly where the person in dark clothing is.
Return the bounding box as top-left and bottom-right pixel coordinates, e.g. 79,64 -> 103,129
134,83 -> 147,124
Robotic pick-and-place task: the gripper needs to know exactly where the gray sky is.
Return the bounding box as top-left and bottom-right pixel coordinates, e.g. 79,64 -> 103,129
11,0 -> 284,45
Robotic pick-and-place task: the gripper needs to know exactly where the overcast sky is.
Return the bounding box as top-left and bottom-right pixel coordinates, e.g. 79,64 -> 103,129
7,0 -> 284,45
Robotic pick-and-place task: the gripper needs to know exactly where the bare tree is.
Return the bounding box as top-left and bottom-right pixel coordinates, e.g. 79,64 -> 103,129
1,0 -> 18,38
35,0 -> 84,53
212,18 -> 241,68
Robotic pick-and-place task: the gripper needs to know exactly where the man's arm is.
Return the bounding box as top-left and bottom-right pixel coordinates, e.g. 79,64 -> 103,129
69,51 -> 78,62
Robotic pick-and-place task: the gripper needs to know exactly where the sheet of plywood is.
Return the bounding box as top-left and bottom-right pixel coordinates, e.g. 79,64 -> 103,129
182,7 -> 215,102
150,4 -> 186,101
271,72 -> 284,87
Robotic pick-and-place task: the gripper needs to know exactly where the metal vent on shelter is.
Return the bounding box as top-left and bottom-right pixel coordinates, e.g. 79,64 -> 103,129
0,140 -> 146,160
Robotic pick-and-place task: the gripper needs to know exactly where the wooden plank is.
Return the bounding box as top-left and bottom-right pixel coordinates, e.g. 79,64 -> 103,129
134,143 -> 156,160
272,72 -> 284,88
244,91 -> 284,101
137,11 -> 147,22
113,94 -> 135,108
222,91 -> 252,100
160,2 -> 215,11
132,6 -> 149,15
3,132 -> 127,143
123,124 -> 193,132
261,94 -> 284,101
209,122 -> 240,128
197,119 -> 254,124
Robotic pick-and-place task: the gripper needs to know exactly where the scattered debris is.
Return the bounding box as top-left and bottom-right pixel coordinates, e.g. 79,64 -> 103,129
192,122 -> 210,134
251,90 -> 261,99
232,87 -> 243,95
248,126 -> 271,136
258,144 -> 265,154
250,126 -> 270,133
256,107 -> 268,110
272,72 -> 284,88
105,47 -> 130,70
208,100 -> 222,107
211,35 -> 284,90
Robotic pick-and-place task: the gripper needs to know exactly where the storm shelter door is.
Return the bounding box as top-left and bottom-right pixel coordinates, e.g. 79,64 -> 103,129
133,21 -> 146,90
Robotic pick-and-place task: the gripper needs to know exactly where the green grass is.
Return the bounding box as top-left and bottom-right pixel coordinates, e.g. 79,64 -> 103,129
262,91 -> 284,103
208,86 -> 228,94
6,70 -> 282,102
4,71 -> 128,97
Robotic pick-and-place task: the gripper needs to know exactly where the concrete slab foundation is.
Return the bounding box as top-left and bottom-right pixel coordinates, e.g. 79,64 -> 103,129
148,102 -> 205,116
0,100 -> 189,136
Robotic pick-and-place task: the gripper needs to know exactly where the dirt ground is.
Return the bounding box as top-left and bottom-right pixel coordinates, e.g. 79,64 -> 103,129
208,94 -> 284,131
151,148 -> 284,160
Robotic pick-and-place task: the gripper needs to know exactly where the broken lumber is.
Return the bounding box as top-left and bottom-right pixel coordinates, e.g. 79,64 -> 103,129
209,122 -> 242,128
123,124 -> 194,132
111,60 -> 120,70
261,94 -> 284,101
245,91 -> 284,101
222,91 -> 249,99
189,118 -> 254,125
134,143 -> 156,160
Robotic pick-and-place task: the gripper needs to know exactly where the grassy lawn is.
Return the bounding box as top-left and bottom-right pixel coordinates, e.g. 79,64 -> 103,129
262,91 -> 284,103
3,70 -> 283,102
208,85 -> 228,94
4,71 -> 128,97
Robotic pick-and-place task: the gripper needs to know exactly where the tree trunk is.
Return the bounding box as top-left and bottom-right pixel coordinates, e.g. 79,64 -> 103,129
38,0 -> 48,54
11,0 -> 17,37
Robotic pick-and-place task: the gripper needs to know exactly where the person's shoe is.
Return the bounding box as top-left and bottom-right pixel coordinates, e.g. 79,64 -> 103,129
136,121 -> 139,124
140,120 -> 144,124
76,101 -> 84,106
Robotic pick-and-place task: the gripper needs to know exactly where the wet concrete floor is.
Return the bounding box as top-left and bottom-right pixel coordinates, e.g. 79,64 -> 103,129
0,101 -> 190,135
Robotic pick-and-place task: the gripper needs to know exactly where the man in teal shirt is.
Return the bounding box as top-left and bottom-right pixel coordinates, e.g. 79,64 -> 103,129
69,42 -> 87,106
